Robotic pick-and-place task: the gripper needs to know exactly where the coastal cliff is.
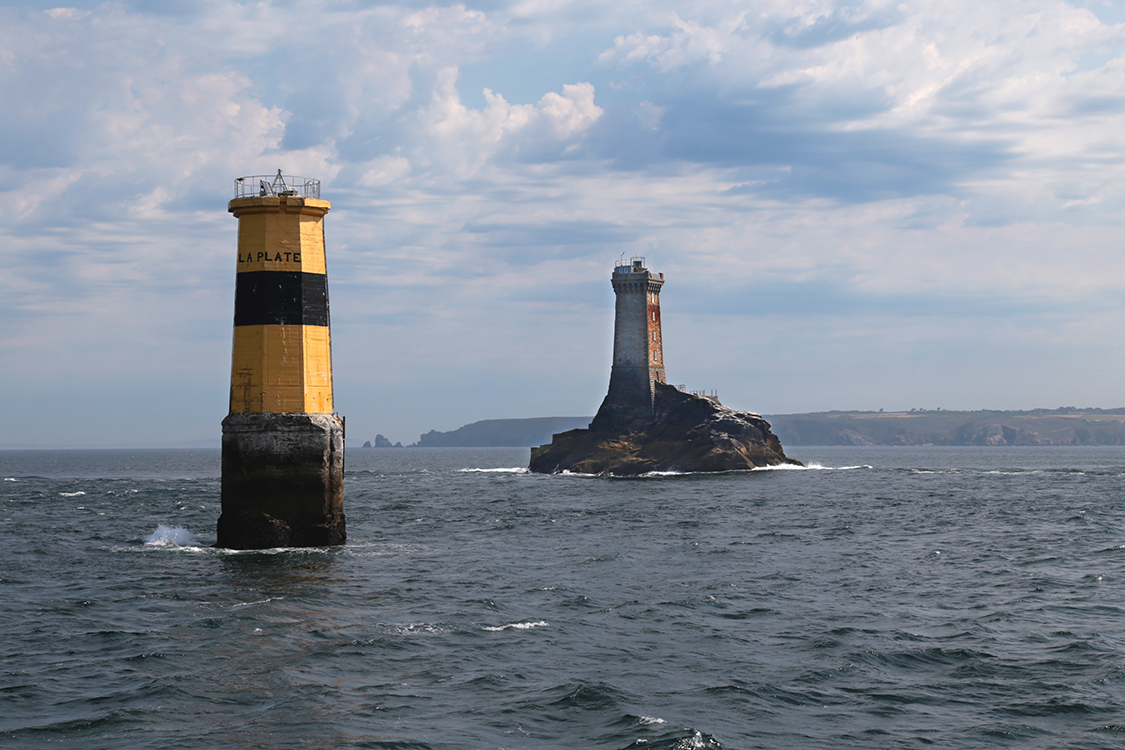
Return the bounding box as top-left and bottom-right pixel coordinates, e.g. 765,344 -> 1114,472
766,408 -> 1125,446
530,382 -> 800,475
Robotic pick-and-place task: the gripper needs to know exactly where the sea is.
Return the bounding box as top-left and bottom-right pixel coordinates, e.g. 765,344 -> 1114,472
3,445 -> 1125,750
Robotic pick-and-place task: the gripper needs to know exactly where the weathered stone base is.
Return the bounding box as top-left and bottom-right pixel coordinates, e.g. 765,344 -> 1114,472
589,365 -> 666,433
218,412 -> 346,549
530,382 -> 801,475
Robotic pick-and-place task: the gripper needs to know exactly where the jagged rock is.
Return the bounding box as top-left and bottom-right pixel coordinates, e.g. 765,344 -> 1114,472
530,382 -> 801,475
363,435 -> 401,448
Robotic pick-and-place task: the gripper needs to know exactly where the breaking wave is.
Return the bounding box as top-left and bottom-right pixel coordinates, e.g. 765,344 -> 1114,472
482,620 -> 548,632
143,524 -> 202,547
753,462 -> 872,471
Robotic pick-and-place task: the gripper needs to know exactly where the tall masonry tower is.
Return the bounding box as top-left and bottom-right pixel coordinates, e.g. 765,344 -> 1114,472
217,171 -> 346,549
590,257 -> 666,431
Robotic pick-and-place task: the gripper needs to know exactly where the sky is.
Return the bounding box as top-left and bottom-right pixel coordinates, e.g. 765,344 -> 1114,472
2,0 -> 1125,448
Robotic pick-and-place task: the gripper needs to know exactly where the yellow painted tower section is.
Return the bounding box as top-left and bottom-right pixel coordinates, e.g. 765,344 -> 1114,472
228,195 -> 334,414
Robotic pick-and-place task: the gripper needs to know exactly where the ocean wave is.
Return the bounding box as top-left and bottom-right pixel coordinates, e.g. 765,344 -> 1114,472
907,467 -> 1092,476
643,463 -> 873,475
457,467 -> 529,473
59,491 -> 86,497
386,622 -> 445,636
143,524 -> 202,547
755,462 -> 872,471
210,544 -> 345,556
562,462 -> 874,478
231,596 -> 285,609
631,728 -> 723,749
482,620 -> 548,632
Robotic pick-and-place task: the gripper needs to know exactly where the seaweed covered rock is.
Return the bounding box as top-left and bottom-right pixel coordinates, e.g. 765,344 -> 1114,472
529,382 -> 800,475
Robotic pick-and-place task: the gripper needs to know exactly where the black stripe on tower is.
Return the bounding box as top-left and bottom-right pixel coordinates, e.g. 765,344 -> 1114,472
234,271 -> 330,327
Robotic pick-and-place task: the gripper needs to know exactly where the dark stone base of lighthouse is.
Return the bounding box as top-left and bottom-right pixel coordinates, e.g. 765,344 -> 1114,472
589,364 -> 665,433
217,413 -> 346,549
530,382 -> 801,475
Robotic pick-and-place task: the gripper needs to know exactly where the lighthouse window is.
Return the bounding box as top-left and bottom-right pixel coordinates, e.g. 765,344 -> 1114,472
652,331 -> 657,341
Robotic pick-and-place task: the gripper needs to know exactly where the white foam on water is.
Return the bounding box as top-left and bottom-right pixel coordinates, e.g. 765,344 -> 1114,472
231,596 -> 285,609
482,620 -> 549,632
753,462 -> 872,471
674,730 -> 711,749
59,491 -> 86,497
4,477 -> 16,482
390,622 -> 445,635
910,467 -> 1058,476
216,545 -> 338,556
143,524 -> 202,547
639,716 -> 666,725
457,467 -> 530,474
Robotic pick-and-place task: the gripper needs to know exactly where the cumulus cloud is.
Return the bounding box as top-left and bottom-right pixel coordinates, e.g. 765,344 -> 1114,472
590,0 -> 1125,217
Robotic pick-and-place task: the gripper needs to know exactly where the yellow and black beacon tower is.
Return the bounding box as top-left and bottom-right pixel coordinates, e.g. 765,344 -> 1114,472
217,171 -> 345,549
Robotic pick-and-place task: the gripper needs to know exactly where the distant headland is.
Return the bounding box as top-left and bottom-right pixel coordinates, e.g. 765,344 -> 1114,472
767,407 -> 1125,446
359,417 -> 592,449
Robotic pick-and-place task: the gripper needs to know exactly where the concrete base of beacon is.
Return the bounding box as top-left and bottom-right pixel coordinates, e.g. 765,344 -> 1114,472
217,412 -> 346,550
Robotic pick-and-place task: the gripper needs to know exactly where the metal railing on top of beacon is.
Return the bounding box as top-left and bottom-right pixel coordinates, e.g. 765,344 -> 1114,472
234,171 -> 321,199
614,255 -> 646,272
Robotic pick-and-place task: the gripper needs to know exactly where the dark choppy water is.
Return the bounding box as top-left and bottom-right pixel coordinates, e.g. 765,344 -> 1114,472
4,446 -> 1125,749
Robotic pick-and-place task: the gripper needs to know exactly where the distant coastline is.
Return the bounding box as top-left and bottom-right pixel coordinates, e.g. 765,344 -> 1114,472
768,408 -> 1125,446
368,408 -> 1125,448
362,417 -> 594,449
13,409 -> 1125,451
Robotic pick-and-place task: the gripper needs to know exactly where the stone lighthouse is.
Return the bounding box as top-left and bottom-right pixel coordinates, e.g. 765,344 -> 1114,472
529,255 -> 799,473
590,256 -> 666,431
216,171 -> 346,549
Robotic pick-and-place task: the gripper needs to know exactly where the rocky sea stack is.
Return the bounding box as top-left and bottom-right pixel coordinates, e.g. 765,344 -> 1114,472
530,382 -> 800,475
